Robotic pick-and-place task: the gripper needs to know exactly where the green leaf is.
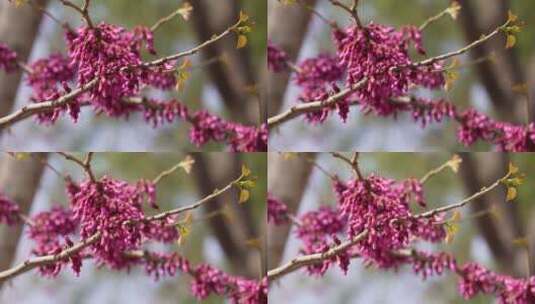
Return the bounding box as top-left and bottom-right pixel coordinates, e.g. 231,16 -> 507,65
239,10 -> 249,23
241,164 -> 251,177
236,35 -> 248,49
239,189 -> 250,204
444,222 -> 460,244
508,162 -> 519,175
506,35 -> 516,49
506,186 -> 517,202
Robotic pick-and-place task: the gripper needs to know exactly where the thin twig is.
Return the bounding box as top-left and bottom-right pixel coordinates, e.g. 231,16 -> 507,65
331,152 -> 364,179
145,172 -> 244,222
57,152 -> 96,183
419,156 -> 458,184
150,7 -> 183,32
152,158 -> 190,185
414,170 -> 512,219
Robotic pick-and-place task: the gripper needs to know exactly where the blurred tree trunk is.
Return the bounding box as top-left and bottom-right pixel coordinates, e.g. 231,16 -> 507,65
267,153 -> 315,269
457,0 -> 524,121
265,0 -> 318,269
190,0 -> 266,277
460,153 -> 525,276
192,153 -> 261,277
457,0 -> 528,275
0,0 -> 47,120
0,154 -> 47,290
192,0 -> 258,124
267,0 -> 317,117
0,1 -> 48,291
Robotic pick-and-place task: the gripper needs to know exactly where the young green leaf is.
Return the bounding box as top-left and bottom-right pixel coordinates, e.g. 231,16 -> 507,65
239,189 -> 250,204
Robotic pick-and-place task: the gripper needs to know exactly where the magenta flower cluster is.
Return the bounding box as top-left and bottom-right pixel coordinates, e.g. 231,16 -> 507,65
28,206 -> 80,276
409,98 -> 535,151
335,175 -> 445,268
333,23 -> 444,116
0,171 -> 266,303
294,54 -> 346,123
269,20 -> 535,151
0,193 -> 19,226
191,264 -> 268,304
267,195 -> 289,225
458,262 -> 535,303
66,23 -> 154,116
1,20 -> 265,151
26,53 -> 78,123
143,252 -> 191,280
275,169 -> 535,303
0,42 -> 17,72
70,176 -> 148,269
296,206 -> 349,275
267,41 -> 288,72
143,99 -> 268,152
408,251 -> 535,303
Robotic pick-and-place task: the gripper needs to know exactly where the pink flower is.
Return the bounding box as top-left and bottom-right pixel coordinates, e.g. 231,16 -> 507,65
294,54 -> 346,123
0,194 -> 20,226
143,252 -> 191,280
66,23 -> 147,116
28,206 -> 80,277
267,195 -> 288,225
334,24 -> 444,116
267,41 -> 288,72
0,42 -> 17,72
26,53 -> 78,124
71,176 -> 147,269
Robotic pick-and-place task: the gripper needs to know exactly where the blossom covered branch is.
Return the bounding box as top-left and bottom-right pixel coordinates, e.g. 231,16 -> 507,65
0,1 -> 266,151
0,154 -> 266,303
268,1 -> 530,151
267,153 -> 534,303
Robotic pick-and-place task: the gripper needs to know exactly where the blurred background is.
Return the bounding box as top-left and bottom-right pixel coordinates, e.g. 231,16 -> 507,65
0,152 -> 267,303
269,152 -> 535,303
0,0 -> 266,151
268,0 -> 535,151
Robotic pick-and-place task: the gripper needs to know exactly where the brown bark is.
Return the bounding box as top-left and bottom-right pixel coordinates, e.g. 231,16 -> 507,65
457,0 -> 526,122
191,0 -> 258,124
0,1 -> 48,291
190,1 -> 265,277
267,0 -> 317,117
193,153 -> 262,277
456,0 -> 529,275
0,154 -> 47,290
0,0 -> 48,120
267,153 -> 315,269
460,153 -> 525,276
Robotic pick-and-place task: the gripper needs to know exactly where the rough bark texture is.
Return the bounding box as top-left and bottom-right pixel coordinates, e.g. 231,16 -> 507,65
267,153 -> 315,269
0,0 -> 47,120
267,0 -> 316,117
0,155 -> 47,290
